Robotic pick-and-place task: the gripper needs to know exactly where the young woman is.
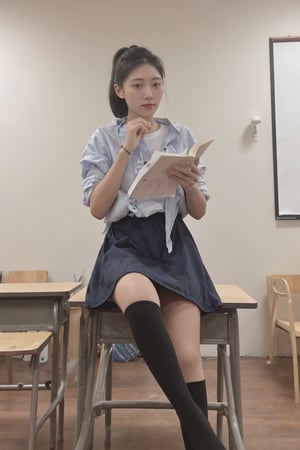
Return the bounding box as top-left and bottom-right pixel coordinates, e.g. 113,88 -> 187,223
81,45 -> 225,450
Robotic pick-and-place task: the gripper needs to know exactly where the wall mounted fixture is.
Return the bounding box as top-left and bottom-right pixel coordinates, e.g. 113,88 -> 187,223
250,115 -> 261,139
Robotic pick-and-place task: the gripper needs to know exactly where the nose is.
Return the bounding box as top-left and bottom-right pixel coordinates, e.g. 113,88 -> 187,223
144,86 -> 154,99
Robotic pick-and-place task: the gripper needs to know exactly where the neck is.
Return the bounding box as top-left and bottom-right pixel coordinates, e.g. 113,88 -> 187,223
149,120 -> 160,133
126,117 -> 160,133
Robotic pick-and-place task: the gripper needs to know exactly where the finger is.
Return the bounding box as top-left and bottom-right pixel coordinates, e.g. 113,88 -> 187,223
137,122 -> 152,136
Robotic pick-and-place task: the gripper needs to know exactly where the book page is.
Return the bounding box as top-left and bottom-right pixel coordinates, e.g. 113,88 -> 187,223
128,153 -> 195,199
189,137 -> 215,158
128,137 -> 215,199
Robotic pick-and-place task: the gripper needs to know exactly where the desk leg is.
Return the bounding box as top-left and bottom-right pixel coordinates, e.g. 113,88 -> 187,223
58,308 -> 70,441
75,310 -> 98,450
74,308 -> 93,446
218,344 -> 245,450
50,302 -> 59,449
228,310 -> 243,437
216,346 -> 224,439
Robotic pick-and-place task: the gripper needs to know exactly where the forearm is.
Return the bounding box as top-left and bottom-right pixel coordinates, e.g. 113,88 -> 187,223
89,148 -> 130,219
184,184 -> 207,219
88,118 -> 154,219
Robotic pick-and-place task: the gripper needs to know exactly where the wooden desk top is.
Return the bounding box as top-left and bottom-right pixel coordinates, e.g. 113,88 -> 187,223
215,284 -> 257,309
0,282 -> 82,298
69,284 -> 257,309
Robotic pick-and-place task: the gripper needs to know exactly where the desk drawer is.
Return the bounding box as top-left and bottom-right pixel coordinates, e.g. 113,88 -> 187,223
97,311 -> 133,343
94,310 -> 230,345
0,297 -> 68,331
200,313 -> 230,344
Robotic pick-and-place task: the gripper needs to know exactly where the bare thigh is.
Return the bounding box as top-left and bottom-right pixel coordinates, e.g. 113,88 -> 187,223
112,272 -> 160,313
160,289 -> 205,382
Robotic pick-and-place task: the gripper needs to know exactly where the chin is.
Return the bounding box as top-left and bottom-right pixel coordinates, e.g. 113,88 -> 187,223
140,110 -> 157,119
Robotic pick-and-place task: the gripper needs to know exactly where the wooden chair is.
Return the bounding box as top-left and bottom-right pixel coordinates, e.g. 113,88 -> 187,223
2,270 -> 48,283
2,270 -> 48,382
0,331 -> 52,450
266,274 -> 300,402
0,270 -> 51,449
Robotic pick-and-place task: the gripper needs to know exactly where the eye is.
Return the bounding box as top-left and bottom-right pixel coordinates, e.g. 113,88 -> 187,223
132,83 -> 142,89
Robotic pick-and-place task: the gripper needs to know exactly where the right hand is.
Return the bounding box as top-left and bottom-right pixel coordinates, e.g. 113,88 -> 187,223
122,118 -> 152,154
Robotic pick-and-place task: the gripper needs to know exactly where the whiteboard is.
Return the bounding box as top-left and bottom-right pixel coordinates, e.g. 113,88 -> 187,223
269,37 -> 300,219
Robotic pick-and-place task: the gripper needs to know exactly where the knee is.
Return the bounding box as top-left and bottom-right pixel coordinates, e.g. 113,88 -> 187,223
176,344 -> 202,373
113,273 -> 160,309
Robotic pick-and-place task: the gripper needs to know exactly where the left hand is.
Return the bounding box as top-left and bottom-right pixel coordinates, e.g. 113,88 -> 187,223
166,158 -> 200,191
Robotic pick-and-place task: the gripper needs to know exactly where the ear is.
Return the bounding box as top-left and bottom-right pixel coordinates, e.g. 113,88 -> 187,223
114,83 -> 124,99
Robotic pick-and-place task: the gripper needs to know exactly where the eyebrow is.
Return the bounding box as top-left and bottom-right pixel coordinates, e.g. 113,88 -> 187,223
130,77 -> 162,82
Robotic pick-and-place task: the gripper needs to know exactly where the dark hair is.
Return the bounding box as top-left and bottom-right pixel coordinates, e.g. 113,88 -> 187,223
109,45 -> 165,118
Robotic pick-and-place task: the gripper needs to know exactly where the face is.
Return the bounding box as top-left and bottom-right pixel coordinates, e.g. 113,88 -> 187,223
114,63 -> 164,121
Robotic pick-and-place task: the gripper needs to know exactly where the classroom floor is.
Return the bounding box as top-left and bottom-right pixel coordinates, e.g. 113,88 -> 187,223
0,356 -> 299,450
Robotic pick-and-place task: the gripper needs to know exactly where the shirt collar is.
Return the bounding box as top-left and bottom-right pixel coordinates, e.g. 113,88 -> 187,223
113,117 -> 180,143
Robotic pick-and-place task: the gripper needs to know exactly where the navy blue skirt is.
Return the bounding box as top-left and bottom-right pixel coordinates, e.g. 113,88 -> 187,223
85,213 -> 222,313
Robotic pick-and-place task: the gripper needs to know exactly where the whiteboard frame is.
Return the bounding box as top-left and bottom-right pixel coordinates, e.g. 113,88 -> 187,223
269,37 -> 300,219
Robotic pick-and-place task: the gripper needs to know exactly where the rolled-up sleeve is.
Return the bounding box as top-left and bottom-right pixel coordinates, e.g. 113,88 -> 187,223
198,159 -> 210,200
177,125 -> 210,201
80,130 -> 112,206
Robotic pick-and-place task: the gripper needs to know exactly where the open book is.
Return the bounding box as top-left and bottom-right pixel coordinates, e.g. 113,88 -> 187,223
128,137 -> 215,199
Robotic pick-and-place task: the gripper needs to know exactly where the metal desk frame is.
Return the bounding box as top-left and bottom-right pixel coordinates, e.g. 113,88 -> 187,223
72,284 -> 257,450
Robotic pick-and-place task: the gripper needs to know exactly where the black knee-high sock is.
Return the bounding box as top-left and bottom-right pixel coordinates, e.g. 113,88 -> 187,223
181,381 -> 208,450
124,301 -> 225,450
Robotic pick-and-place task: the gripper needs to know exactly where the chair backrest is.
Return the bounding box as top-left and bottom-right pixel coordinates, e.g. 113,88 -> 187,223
271,274 -> 300,295
3,270 -> 48,283
267,274 -> 300,326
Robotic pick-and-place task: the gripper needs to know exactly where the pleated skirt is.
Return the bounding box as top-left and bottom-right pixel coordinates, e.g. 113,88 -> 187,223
85,213 -> 223,313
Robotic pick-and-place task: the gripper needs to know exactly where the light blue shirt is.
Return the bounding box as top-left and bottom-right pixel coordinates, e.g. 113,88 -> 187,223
80,117 -> 210,252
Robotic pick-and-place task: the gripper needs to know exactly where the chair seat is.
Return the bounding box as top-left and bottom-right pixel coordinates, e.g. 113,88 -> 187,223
276,319 -> 300,337
0,329 -> 53,450
0,331 -> 52,356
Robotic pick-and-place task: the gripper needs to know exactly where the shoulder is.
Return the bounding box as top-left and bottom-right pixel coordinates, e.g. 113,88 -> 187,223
84,118 -> 126,156
88,117 -> 125,142
155,118 -> 196,153
155,118 -> 195,143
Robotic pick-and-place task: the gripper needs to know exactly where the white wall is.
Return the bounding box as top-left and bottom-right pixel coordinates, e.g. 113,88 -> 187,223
1,0 -> 300,356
